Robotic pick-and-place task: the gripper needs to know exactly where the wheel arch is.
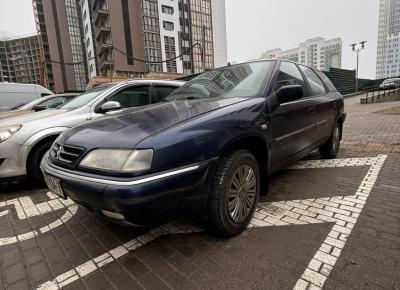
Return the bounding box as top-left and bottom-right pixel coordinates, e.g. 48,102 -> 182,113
336,114 -> 345,140
23,127 -> 68,174
218,134 -> 269,195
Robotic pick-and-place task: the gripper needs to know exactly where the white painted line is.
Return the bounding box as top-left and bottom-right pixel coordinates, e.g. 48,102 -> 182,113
292,154 -> 387,290
0,193 -> 78,246
36,222 -> 203,290
35,156 -> 387,290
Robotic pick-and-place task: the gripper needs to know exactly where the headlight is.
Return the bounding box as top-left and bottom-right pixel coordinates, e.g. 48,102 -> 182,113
79,149 -> 153,173
0,125 -> 22,143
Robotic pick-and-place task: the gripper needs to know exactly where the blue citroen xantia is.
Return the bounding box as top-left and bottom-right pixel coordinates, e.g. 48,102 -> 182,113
41,60 -> 345,237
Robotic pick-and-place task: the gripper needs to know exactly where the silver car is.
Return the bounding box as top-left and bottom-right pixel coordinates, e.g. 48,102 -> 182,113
0,80 -> 183,181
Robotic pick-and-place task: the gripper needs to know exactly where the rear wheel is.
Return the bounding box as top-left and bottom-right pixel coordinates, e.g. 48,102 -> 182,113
319,121 -> 341,159
206,150 -> 260,237
27,141 -> 54,183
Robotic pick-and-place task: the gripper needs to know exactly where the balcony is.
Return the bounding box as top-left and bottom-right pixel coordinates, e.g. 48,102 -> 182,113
95,26 -> 111,41
97,42 -> 113,57
99,59 -> 114,72
94,8 -> 109,25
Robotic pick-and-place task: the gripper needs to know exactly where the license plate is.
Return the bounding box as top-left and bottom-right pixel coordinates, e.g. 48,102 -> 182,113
44,174 -> 66,199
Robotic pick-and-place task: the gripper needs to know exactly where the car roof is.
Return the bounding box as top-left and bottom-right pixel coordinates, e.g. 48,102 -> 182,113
98,79 -> 185,87
223,59 -> 326,73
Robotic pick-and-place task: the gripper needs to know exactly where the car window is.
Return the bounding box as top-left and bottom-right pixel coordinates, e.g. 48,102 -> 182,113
38,96 -> 68,109
299,65 -> 327,96
152,86 -> 178,103
106,86 -> 151,108
273,61 -> 306,94
314,70 -> 337,92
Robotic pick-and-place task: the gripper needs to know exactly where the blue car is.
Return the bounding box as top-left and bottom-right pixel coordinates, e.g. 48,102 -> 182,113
41,60 -> 346,237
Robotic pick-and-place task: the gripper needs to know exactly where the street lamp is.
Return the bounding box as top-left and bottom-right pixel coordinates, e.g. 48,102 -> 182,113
351,41 -> 367,93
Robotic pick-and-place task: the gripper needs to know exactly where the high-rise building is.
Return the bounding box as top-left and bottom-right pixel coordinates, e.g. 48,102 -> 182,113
261,37 -> 342,72
0,34 -> 41,84
32,0 -> 88,92
88,0 -> 225,76
376,0 -> 400,79
32,0 -> 227,91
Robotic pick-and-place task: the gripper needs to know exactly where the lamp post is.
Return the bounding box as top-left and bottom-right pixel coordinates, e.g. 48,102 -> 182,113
351,41 -> 367,93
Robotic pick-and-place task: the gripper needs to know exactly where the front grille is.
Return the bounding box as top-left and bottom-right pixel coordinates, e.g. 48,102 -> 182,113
50,142 -> 85,167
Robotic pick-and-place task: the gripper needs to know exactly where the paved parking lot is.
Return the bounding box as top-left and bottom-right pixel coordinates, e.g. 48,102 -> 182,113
0,97 -> 399,290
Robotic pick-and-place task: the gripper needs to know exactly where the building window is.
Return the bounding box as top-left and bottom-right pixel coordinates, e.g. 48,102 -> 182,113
162,5 -> 174,15
164,36 -> 177,72
163,21 -> 174,31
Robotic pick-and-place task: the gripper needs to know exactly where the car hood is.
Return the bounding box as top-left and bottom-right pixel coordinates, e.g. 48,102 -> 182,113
0,110 -> 33,121
61,97 -> 249,149
0,109 -> 67,127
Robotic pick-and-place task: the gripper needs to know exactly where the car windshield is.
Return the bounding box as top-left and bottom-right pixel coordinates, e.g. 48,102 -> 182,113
59,84 -> 114,110
166,61 -> 275,101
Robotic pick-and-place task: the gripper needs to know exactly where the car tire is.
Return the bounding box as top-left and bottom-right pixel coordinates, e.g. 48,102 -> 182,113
206,150 -> 260,237
28,141 -> 53,183
319,121 -> 341,159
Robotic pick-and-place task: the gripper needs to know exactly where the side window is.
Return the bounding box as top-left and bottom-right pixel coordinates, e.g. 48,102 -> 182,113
299,66 -> 327,96
152,86 -> 178,103
106,86 -> 151,108
39,97 -> 68,109
274,62 -> 306,93
314,70 -> 337,92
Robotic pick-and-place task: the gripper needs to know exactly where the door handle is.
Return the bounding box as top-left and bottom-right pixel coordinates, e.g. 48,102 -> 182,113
307,106 -> 316,114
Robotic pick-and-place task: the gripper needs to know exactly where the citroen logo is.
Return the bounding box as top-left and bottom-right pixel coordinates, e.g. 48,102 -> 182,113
56,145 -> 62,160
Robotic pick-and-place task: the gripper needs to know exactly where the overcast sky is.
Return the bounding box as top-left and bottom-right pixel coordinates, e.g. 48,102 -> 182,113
0,0 -> 380,78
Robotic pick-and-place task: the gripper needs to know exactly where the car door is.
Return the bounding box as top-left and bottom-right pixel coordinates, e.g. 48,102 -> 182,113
299,65 -> 334,142
269,61 -> 318,166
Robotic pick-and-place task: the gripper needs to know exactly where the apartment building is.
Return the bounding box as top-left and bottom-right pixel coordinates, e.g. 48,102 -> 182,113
0,34 -> 41,84
32,0 -> 227,91
33,0 -> 87,92
261,37 -> 342,72
376,0 -> 400,78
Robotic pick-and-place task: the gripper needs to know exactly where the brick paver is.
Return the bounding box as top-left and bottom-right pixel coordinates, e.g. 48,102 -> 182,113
0,97 -> 399,290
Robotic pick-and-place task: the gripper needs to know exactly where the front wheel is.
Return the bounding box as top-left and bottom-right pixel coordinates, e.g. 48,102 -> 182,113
27,141 -> 54,183
319,121 -> 341,159
206,150 -> 260,237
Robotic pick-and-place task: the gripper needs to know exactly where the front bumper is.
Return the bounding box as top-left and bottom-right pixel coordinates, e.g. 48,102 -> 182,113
0,141 -> 28,180
41,154 -> 215,226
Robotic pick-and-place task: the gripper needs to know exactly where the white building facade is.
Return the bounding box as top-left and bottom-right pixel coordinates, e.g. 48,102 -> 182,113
211,0 -> 227,68
261,37 -> 342,72
80,0 -> 97,80
376,0 -> 400,78
158,0 -> 183,73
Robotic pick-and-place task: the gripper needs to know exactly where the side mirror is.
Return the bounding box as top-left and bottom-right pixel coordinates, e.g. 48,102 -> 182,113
276,85 -> 304,104
33,105 -> 47,112
101,101 -> 122,113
